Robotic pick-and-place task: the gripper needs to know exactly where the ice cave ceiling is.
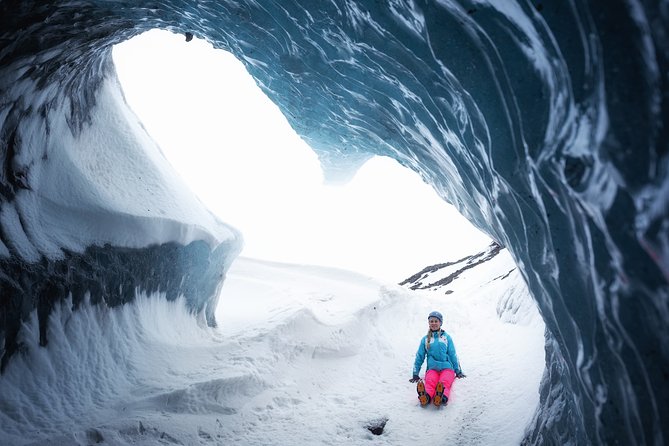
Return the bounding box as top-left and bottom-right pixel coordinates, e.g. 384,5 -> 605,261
1,1 -> 668,444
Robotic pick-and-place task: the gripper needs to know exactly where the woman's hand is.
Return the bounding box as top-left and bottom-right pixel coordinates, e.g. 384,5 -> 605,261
456,372 -> 466,379
409,375 -> 421,383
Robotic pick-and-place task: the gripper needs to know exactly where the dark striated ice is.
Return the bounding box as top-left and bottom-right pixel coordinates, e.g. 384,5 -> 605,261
1,1 -> 668,444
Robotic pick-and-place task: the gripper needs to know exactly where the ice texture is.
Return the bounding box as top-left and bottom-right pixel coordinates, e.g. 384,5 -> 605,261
0,1 -> 668,444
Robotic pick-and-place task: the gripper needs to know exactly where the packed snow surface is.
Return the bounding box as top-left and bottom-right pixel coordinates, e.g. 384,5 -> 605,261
0,249 -> 543,445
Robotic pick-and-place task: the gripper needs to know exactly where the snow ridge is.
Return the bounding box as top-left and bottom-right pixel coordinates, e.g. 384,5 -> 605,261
400,242 -> 505,292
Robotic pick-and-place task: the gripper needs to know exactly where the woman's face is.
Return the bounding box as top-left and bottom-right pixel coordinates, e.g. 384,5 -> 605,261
428,317 -> 441,331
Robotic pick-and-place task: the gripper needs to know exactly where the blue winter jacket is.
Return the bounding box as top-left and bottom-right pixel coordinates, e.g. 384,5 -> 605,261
413,329 -> 462,376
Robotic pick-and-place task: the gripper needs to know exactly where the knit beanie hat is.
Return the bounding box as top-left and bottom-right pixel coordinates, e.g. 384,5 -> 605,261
428,311 -> 443,323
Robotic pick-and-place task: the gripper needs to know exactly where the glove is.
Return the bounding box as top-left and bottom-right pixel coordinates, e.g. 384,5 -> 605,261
409,375 -> 421,383
456,372 -> 466,379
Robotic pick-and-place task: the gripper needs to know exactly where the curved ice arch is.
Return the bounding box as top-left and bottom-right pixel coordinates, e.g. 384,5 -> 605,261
0,1 -> 668,445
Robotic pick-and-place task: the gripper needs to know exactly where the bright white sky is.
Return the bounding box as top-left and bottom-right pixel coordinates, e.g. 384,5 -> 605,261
112,30 -> 491,281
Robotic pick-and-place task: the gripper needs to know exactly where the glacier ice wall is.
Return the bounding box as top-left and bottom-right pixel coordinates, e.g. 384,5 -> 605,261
0,1 -> 667,444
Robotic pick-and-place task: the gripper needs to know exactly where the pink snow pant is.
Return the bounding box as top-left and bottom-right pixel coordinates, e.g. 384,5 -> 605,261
424,369 -> 456,399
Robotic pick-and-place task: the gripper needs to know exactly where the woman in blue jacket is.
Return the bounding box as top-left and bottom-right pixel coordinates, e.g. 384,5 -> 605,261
410,311 -> 465,406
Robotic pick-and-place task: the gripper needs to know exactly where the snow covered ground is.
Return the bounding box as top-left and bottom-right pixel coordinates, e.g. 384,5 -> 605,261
0,248 -> 545,445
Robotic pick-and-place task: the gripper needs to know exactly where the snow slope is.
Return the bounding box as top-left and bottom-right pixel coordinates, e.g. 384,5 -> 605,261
0,248 -> 544,445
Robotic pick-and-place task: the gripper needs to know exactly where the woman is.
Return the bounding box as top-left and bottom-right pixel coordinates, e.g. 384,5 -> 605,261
409,311 -> 465,407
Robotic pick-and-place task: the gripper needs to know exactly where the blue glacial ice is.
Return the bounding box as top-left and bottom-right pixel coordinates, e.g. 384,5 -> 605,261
0,1 -> 668,444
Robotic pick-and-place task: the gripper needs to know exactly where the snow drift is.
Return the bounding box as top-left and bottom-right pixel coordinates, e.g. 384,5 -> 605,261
1,1 -> 668,444
0,248 -> 544,445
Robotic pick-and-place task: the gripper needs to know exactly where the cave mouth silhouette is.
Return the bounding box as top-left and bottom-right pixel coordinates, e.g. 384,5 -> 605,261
111,29 -> 494,283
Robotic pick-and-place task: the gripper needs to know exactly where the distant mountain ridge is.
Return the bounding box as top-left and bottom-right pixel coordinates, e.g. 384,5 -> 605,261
400,242 -> 508,292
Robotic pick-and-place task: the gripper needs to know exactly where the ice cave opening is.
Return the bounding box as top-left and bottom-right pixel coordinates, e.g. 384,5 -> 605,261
112,30 -> 494,282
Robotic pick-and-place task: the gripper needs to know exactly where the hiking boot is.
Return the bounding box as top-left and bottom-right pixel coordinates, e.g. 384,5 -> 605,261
416,380 -> 430,406
433,381 -> 446,407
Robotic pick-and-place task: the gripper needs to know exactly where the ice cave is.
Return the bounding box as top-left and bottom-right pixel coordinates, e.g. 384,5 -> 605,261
1,1 -> 668,444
